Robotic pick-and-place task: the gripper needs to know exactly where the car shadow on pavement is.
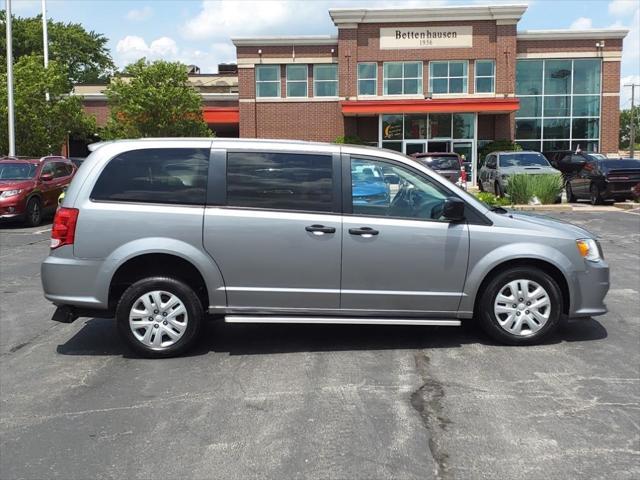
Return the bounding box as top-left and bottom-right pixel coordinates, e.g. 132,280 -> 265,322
56,316 -> 608,358
0,218 -> 53,230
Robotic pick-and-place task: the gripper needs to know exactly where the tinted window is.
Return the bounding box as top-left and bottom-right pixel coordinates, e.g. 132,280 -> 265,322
54,162 -> 72,178
351,157 -> 448,221
499,153 -> 550,168
227,152 -> 333,212
91,148 -> 209,205
40,163 -> 55,177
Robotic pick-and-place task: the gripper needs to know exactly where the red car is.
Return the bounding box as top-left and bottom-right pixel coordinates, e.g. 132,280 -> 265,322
0,156 -> 76,227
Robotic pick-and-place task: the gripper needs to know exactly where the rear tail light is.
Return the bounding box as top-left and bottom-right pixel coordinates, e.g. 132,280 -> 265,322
51,207 -> 79,249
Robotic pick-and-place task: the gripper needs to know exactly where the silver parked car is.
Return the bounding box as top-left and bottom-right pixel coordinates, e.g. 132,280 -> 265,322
42,139 -> 609,357
479,151 -> 561,197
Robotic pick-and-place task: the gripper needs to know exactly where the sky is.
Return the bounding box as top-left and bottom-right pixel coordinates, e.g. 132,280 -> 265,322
8,0 -> 640,107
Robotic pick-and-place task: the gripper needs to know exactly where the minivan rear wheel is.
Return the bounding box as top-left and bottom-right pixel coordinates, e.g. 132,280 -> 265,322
477,267 -> 562,345
116,276 -> 203,358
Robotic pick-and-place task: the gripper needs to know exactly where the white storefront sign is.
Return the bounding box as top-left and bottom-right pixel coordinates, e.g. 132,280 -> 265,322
380,26 -> 473,49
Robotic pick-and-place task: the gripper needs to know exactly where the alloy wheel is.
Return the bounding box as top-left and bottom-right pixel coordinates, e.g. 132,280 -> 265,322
493,279 -> 551,336
129,290 -> 188,349
30,201 -> 41,225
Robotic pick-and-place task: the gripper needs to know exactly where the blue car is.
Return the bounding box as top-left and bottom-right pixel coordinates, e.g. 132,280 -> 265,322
352,164 -> 390,206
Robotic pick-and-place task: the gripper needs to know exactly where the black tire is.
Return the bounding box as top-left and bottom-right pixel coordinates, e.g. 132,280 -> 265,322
590,183 -> 603,205
478,178 -> 484,192
477,267 -> 562,345
494,181 -> 504,198
566,182 -> 577,203
116,276 -> 203,358
24,197 -> 42,227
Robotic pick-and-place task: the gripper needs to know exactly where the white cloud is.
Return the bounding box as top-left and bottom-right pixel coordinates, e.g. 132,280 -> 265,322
125,6 -> 153,22
609,0 -> 638,17
115,35 -> 179,64
570,17 -> 593,30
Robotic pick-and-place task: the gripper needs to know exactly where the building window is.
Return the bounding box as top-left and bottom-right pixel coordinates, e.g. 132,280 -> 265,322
358,62 -> 377,96
286,65 -> 307,97
313,64 -> 338,97
429,61 -> 468,94
515,59 -> 601,152
255,65 -> 280,98
475,60 -> 495,93
383,62 -> 422,95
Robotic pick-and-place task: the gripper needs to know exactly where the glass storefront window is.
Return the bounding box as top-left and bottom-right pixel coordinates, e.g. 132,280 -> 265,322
516,119 -> 541,140
383,62 -> 422,95
572,118 -> 599,139
544,96 -> 571,117
544,60 -> 573,95
571,141 -> 598,152
572,95 -> 600,117
255,65 -> 280,98
517,97 -> 542,118
358,63 -> 377,96
382,115 -> 403,140
313,64 -> 338,97
516,60 -> 543,96
452,114 -> 474,139
286,65 -> 307,97
404,115 -> 428,139
573,59 -> 601,94
429,114 -> 452,138
382,142 -> 403,152
543,118 -> 571,138
543,140 -> 570,151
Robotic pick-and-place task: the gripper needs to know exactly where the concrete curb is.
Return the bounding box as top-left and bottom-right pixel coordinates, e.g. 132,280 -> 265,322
509,204 -> 572,212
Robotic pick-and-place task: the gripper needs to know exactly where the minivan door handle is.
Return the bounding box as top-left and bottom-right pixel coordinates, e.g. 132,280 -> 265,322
348,227 -> 379,237
305,224 -> 336,235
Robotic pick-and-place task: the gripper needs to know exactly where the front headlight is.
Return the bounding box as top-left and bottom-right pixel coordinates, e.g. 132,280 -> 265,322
576,238 -> 602,262
0,189 -> 22,199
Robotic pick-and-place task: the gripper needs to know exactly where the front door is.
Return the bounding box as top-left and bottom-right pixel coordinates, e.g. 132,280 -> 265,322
341,155 -> 469,314
203,150 -> 342,310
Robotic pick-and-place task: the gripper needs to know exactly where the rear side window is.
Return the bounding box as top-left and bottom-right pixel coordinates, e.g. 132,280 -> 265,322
227,152 -> 333,212
91,148 -> 209,205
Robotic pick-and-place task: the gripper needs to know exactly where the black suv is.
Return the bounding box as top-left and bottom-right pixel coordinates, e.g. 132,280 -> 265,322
543,150 -> 607,178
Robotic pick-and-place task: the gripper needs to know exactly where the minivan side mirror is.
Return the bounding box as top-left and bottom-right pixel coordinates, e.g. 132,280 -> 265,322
443,197 -> 465,221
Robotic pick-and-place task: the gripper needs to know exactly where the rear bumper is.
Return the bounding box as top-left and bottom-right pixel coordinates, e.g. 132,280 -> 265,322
41,249 -> 109,309
568,260 -> 610,318
603,182 -> 635,199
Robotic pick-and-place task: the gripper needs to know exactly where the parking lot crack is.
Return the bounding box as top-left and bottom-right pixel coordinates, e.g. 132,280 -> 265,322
410,352 -> 452,480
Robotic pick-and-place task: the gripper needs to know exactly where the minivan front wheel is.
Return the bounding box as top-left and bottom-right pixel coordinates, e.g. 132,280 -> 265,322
116,277 -> 203,358
477,267 -> 562,345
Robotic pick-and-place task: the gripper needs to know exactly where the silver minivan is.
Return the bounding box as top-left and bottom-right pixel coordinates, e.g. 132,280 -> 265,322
42,139 -> 609,357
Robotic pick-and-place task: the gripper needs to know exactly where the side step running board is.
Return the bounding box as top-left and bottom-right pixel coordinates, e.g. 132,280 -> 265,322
224,316 -> 460,326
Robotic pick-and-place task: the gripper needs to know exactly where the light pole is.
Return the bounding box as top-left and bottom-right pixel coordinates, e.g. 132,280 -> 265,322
5,0 -> 16,156
42,0 -> 50,103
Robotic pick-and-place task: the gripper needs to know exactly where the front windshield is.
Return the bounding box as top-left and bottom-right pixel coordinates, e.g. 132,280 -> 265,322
0,163 -> 37,180
352,164 -> 385,183
499,153 -> 550,168
419,156 -> 460,170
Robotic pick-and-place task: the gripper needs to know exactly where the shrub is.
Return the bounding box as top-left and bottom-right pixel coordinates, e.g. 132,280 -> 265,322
530,174 -> 563,204
506,174 -> 533,204
475,191 -> 511,207
506,173 -> 563,205
334,135 -> 365,145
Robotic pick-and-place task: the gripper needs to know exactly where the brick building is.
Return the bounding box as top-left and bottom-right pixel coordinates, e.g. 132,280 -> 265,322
77,4 -> 628,181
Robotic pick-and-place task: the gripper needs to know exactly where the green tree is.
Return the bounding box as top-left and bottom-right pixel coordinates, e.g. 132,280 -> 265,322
619,106 -> 640,150
0,55 -> 96,156
0,12 -> 114,86
102,59 -> 212,139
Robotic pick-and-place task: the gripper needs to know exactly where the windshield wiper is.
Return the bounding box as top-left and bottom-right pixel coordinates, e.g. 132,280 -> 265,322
490,206 -> 508,214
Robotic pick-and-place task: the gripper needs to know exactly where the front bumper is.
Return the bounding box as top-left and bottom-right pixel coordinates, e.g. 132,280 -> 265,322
568,260 -> 610,317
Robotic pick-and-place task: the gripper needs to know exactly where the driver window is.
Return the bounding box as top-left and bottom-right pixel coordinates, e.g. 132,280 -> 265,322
351,157 -> 449,221
40,163 -> 55,178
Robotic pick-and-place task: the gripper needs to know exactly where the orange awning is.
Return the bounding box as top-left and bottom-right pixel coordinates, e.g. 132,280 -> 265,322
341,97 -> 519,116
203,107 -> 240,124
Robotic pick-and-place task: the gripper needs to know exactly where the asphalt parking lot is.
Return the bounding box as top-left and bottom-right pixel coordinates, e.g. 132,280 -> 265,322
1,210 -> 639,480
